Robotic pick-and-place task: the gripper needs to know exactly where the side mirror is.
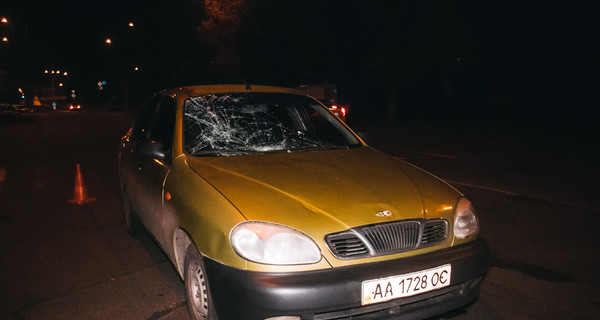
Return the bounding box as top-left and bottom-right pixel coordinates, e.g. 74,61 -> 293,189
137,140 -> 167,161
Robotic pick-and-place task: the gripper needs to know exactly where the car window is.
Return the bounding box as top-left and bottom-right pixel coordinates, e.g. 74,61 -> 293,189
131,95 -> 160,141
183,92 -> 361,156
148,96 -> 176,155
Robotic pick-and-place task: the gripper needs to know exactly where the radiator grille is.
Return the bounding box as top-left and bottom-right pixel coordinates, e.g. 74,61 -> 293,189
325,219 -> 448,259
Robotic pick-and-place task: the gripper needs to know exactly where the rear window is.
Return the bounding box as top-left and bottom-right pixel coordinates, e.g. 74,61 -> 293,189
183,93 -> 360,156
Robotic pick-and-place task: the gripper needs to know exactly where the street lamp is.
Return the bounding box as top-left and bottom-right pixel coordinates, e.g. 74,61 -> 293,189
48,69 -> 56,109
1,16 -> 15,45
44,68 -> 68,109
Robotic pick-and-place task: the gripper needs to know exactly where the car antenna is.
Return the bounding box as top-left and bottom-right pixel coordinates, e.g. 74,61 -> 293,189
243,80 -> 252,90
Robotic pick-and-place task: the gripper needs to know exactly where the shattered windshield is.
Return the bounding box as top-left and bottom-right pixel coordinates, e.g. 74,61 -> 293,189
184,93 -> 360,156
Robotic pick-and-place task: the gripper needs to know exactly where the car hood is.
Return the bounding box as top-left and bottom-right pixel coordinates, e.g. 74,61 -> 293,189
186,147 -> 458,234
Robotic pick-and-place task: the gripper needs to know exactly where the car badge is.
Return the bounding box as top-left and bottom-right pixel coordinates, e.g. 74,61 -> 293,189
375,210 -> 392,217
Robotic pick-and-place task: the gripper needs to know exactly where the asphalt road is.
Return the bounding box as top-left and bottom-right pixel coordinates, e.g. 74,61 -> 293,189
1,111 -> 598,320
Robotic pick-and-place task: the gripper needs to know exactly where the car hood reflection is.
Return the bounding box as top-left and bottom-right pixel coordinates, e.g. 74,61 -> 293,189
186,147 -> 427,230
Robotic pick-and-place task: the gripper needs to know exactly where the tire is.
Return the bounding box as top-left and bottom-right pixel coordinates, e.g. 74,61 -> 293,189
184,245 -> 217,320
122,189 -> 143,236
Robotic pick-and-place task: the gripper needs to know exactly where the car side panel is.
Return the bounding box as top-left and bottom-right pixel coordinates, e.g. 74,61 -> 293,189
163,157 -> 248,268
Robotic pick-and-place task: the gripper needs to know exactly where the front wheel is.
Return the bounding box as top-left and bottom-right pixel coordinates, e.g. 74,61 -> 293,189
184,245 -> 217,320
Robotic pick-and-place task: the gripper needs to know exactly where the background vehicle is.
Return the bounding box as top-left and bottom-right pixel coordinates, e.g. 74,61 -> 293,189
68,103 -> 82,111
295,83 -> 348,122
0,104 -> 39,121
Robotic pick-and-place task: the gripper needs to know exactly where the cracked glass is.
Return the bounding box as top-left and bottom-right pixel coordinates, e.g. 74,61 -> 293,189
184,93 -> 360,156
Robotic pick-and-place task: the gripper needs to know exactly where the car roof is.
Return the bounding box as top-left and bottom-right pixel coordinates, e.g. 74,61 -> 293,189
165,84 -> 304,98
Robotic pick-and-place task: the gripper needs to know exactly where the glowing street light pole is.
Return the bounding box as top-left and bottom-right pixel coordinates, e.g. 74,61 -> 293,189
1,16 -> 14,44
44,69 -> 68,110
45,69 -> 57,109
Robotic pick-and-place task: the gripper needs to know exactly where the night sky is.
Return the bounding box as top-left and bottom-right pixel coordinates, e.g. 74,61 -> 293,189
1,0 -> 598,138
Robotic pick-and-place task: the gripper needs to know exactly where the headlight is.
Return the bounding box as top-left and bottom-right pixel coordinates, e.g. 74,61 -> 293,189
230,221 -> 321,265
453,197 -> 479,239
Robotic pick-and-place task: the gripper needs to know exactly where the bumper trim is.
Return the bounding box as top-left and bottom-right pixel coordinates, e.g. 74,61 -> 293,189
204,238 -> 488,320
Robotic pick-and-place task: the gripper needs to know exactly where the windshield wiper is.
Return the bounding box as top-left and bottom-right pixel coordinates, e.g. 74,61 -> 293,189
192,149 -> 252,157
321,144 -> 349,150
288,144 -> 349,152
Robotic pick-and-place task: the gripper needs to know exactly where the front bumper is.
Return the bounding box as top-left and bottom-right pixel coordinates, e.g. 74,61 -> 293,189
204,238 -> 488,320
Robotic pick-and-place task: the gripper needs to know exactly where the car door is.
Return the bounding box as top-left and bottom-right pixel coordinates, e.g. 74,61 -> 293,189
127,95 -> 176,249
121,95 -> 160,215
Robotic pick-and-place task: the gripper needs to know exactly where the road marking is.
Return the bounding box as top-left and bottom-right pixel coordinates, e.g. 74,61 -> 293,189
447,180 -> 599,212
445,180 -> 519,196
391,156 -> 517,195
393,149 -> 458,159
392,156 -> 599,212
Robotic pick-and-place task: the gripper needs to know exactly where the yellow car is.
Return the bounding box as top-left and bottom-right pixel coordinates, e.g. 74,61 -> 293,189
118,85 -> 487,320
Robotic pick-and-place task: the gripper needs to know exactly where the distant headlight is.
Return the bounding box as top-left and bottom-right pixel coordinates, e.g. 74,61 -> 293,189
230,222 -> 321,265
453,197 -> 479,239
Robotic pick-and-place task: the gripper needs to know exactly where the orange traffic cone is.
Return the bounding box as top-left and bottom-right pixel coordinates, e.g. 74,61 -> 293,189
68,163 -> 96,205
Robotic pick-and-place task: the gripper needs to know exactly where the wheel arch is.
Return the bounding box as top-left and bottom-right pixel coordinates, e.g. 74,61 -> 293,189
174,228 -> 194,279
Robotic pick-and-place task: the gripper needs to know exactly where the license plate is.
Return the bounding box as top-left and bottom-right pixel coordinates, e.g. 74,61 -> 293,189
362,264 -> 452,305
